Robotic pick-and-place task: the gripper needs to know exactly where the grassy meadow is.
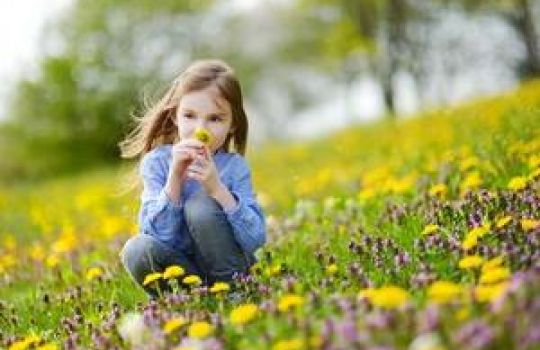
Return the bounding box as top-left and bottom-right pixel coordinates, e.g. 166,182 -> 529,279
1,80 -> 539,349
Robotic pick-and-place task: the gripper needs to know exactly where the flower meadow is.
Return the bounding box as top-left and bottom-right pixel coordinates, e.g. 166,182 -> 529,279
1,81 -> 539,350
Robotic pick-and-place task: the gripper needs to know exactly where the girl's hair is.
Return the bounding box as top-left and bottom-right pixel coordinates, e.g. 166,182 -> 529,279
117,59 -> 248,194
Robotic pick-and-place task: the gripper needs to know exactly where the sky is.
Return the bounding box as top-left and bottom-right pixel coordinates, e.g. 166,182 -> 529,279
0,0 -> 73,120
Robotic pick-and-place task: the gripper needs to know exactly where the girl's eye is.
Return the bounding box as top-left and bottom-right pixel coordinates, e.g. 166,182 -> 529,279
209,115 -> 223,122
183,113 -> 195,119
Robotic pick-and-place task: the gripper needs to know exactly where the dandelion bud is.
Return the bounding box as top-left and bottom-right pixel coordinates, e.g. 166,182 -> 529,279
194,127 -> 212,145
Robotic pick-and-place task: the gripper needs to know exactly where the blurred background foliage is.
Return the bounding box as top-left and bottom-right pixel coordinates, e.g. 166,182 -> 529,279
0,0 -> 538,183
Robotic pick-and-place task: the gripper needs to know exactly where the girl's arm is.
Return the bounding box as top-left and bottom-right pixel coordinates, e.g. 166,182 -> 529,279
220,156 -> 267,254
209,183 -> 238,212
138,150 -> 185,246
164,168 -> 184,204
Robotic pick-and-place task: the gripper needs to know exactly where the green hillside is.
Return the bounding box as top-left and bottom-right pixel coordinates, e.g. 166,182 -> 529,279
1,80 -> 539,350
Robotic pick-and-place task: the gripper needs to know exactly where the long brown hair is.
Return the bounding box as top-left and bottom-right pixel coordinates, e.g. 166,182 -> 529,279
117,59 -> 249,193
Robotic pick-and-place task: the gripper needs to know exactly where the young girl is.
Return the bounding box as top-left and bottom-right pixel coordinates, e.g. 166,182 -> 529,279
118,59 -> 266,298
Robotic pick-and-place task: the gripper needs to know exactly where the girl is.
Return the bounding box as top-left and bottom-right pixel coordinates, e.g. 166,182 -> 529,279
118,59 -> 266,298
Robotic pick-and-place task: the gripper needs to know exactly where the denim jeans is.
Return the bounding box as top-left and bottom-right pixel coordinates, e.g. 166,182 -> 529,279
120,191 -> 253,298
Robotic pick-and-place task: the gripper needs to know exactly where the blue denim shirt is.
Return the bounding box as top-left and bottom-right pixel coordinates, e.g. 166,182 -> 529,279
138,144 -> 266,256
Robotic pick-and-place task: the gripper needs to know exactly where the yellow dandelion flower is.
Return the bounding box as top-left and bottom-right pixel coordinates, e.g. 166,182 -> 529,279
209,282 -> 230,294
520,219 -> 539,231
163,265 -> 185,279
230,303 -> 259,326
421,224 -> 439,236
461,234 -> 478,251
482,256 -> 505,272
36,343 -> 58,350
309,335 -> 323,348
325,263 -> 338,276
358,187 -> 376,201
265,264 -> 282,277
460,156 -> 480,172
358,288 -> 377,300
528,155 -> 540,169
52,229 -> 76,254
3,235 -> 17,251
495,216 -> 512,229
45,254 -> 60,268
143,272 -> 162,286
468,224 -> 491,238
460,171 -> 482,191
529,168 -> 540,181
475,282 -> 509,302
507,176 -> 527,191
9,335 -> 41,350
194,127 -> 212,145
249,262 -> 262,275
102,215 -> 127,238
388,173 -> 416,194
369,286 -> 410,309
479,267 -> 510,284
29,244 -> 45,262
86,267 -> 103,281
163,316 -> 187,334
429,183 -> 448,197
277,294 -> 304,312
1,254 -> 16,270
187,321 -> 213,339
455,307 -> 471,321
182,274 -> 202,286
458,255 -> 484,269
272,338 -> 304,350
427,281 -> 463,304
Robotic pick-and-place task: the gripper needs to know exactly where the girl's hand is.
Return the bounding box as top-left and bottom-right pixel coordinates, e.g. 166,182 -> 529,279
170,139 -> 206,182
186,146 -> 224,195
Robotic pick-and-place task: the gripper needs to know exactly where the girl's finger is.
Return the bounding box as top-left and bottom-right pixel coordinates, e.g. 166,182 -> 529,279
187,164 -> 203,173
188,162 -> 204,172
202,146 -> 210,160
175,143 -> 204,157
172,145 -> 197,157
178,138 -> 205,148
195,154 -> 208,165
187,171 -> 202,180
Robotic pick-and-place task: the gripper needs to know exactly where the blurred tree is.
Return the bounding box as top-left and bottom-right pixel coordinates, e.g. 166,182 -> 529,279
294,0 -> 429,116
448,0 -> 539,77
0,0 -> 214,181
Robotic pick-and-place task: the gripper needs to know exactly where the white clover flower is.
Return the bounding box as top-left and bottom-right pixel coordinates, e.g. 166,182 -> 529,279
409,332 -> 445,350
118,312 -> 150,346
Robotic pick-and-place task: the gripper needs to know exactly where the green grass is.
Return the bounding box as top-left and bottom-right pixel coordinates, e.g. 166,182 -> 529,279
1,80 -> 539,349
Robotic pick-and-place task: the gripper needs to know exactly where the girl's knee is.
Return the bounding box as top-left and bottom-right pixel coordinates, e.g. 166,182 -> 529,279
120,234 -> 147,262
120,234 -> 161,276
184,192 -> 222,228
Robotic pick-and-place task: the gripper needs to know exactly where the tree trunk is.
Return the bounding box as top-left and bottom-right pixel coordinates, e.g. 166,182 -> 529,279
384,0 -> 407,117
382,75 -> 396,116
516,0 -> 540,77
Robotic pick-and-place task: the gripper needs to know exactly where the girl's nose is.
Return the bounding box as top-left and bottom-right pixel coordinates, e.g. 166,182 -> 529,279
195,119 -> 207,128
198,120 -> 211,130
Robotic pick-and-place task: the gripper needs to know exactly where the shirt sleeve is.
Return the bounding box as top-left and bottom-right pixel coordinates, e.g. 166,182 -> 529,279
138,151 -> 185,244
224,156 -> 267,254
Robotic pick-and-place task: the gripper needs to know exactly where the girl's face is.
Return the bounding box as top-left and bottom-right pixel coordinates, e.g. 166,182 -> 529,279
175,85 -> 234,154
